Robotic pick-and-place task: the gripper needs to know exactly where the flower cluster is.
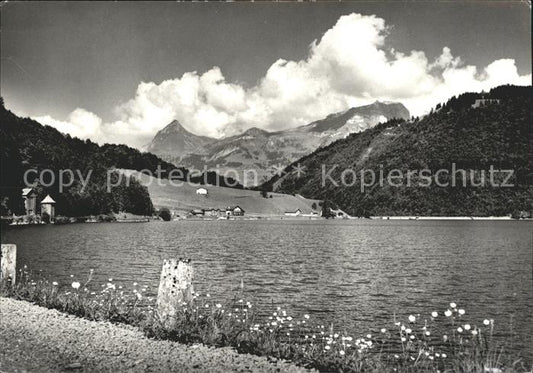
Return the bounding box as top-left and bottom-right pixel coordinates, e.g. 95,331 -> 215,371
2,269 -> 521,373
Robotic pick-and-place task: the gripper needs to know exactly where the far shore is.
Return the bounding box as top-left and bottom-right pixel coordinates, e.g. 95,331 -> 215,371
370,216 -> 522,220
3,214 -> 532,227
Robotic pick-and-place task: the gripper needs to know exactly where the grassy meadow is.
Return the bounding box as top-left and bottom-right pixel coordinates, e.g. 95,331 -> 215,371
120,169 -> 321,216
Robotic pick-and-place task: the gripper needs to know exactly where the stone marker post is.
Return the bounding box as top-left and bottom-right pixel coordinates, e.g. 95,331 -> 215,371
1,244 -> 17,285
156,259 -> 194,329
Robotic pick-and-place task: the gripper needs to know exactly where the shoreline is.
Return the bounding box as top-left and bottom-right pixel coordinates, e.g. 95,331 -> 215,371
0,297 -> 310,373
4,215 -> 531,227
371,216 -> 521,220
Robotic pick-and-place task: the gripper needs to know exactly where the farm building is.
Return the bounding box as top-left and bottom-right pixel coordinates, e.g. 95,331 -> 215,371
284,209 -> 302,217
232,206 -> 245,216
472,97 -> 500,108
196,187 -> 208,196
225,206 -> 245,216
205,208 -> 221,217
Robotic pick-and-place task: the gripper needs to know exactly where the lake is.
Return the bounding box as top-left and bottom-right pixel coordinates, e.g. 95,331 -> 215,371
2,220 -> 532,359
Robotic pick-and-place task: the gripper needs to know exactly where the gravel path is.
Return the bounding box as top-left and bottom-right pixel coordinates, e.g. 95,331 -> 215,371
0,298 -> 313,373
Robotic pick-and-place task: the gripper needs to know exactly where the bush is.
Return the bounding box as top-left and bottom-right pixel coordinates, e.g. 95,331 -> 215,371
159,208 -> 171,221
0,216 -> 13,226
53,216 -> 72,225
97,214 -> 116,222
24,215 -> 38,224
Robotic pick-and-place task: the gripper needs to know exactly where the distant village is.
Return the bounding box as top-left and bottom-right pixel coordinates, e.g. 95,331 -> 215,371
180,187 -> 321,219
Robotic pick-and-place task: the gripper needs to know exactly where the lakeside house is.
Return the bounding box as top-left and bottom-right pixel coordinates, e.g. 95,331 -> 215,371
196,187 -> 208,196
284,209 -> 302,217
225,206 -> 245,217
185,207 -> 245,218
205,208 -> 221,217
284,209 -> 320,218
232,206 -> 245,216
22,188 -> 37,216
40,195 -> 56,221
190,209 -> 205,216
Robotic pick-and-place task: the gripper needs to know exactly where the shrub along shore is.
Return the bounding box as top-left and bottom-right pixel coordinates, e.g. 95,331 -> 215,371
0,267 -> 530,373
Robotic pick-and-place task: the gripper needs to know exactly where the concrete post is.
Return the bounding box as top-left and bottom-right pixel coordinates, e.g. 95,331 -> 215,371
1,244 -> 17,285
156,259 -> 194,328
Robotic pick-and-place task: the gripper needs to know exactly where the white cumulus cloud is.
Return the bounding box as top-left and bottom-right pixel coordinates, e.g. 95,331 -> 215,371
34,108 -> 103,140
34,13 -> 531,148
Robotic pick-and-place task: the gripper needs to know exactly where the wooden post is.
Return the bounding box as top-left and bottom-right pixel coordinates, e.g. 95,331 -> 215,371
156,259 -> 194,328
1,244 -> 17,285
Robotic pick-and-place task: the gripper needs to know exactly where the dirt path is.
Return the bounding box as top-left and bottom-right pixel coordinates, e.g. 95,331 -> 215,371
0,298 -> 312,373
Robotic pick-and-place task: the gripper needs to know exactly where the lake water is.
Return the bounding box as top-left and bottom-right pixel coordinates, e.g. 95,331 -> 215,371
2,220 -> 532,359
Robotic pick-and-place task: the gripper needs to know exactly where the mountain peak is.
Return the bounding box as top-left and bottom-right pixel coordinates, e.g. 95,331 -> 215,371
146,120 -> 214,156
242,127 -> 269,137
303,101 -> 410,134
164,120 -> 189,134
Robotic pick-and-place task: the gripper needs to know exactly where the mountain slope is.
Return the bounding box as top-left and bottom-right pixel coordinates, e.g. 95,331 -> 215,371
261,85 -> 533,217
150,102 -> 409,186
122,169 -> 320,216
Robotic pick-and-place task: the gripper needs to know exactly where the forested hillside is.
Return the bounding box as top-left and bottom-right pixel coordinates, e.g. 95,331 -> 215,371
0,101 -> 241,217
262,85 -> 533,217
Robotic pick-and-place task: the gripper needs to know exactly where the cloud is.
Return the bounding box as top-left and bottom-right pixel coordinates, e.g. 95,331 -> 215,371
34,13 -> 531,148
34,108 -> 103,140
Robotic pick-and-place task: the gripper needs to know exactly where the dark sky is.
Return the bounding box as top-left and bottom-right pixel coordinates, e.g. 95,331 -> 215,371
1,1 -> 531,121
